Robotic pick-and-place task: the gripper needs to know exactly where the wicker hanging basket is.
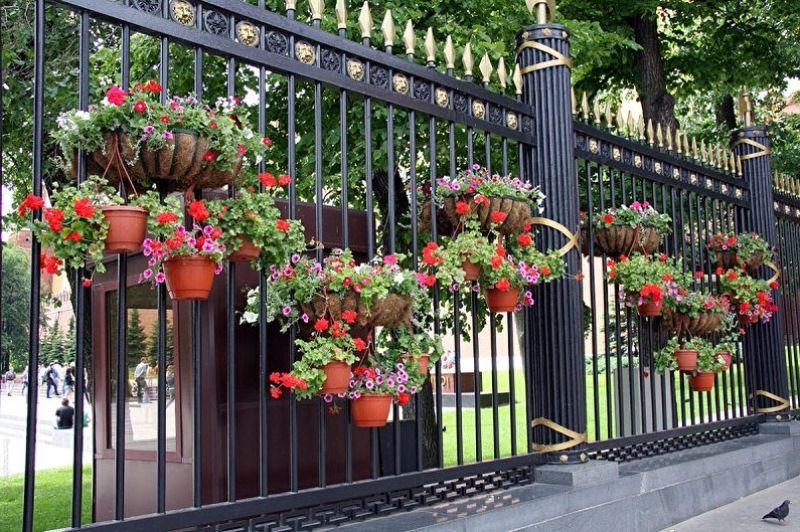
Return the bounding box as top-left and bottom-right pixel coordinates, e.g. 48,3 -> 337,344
580,225 -> 663,257
663,311 -> 722,337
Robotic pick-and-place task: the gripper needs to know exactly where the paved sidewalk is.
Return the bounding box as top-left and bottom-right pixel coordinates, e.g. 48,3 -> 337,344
665,475 -> 799,531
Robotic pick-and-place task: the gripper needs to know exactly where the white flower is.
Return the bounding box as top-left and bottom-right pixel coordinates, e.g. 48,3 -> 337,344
242,128 -> 254,139
74,110 -> 91,121
394,272 -> 405,284
241,311 -> 259,324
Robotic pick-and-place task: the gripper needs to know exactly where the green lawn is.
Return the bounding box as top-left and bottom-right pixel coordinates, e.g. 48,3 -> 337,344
0,466 -> 91,532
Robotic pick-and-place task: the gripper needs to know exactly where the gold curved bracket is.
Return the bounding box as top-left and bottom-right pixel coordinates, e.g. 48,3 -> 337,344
765,261 -> 780,286
732,138 -> 771,161
531,417 -> 586,452
529,217 -> 579,258
754,389 -> 789,414
517,41 -> 572,73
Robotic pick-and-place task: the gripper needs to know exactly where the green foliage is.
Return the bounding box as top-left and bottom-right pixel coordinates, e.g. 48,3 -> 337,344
432,167 -> 545,212
145,319 -> 175,368
607,253 -> 689,301
587,201 -> 672,234
289,332 -> 360,399
126,308 -> 147,368
706,231 -> 774,267
377,325 -> 444,369
663,290 -> 729,318
1,244 -> 31,371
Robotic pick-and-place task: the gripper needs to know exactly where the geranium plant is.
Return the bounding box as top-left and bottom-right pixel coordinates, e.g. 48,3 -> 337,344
346,360 -> 423,405
10,175 -> 159,277
420,217 -> 495,287
706,231 -> 773,269
607,253 -> 689,316
53,81 -> 270,186
664,289 -> 729,318
206,171 -> 305,268
654,336 -> 712,373
376,325 -> 444,375
433,165 -> 544,210
718,268 -> 778,324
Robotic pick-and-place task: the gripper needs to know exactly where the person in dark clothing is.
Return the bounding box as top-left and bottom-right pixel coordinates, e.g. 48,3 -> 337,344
55,398 -> 75,429
46,363 -> 60,398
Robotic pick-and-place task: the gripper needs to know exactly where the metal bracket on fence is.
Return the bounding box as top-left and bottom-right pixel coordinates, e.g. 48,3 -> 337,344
516,41 -> 572,73
731,138 -> 771,161
765,261 -> 780,285
530,417 -> 586,452
753,390 -> 790,414
529,217 -> 579,257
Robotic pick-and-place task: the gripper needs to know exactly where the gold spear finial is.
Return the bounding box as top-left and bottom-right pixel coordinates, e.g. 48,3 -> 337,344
592,98 -> 601,124
646,118 -> 654,145
683,132 -> 690,156
638,115 -> 645,139
691,136 -> 698,159
286,0 -> 297,10
627,110 -> 635,135
604,102 -> 613,127
335,0 -> 346,29
729,152 -> 736,174
403,21 -> 415,55
571,88 -> 578,116
424,27 -> 436,64
581,92 -> 589,121
358,2 -> 372,39
462,42 -> 474,76
443,36 -> 455,69
666,126 -> 673,151
656,123 -> 664,148
479,53 -> 493,84
512,64 -> 523,95
309,0 -> 325,21
381,10 -> 395,47
616,104 -> 625,131
736,154 -> 743,176
717,146 -> 724,168
497,58 -> 508,89
722,149 -> 730,172
737,93 -> 747,125
745,93 -> 754,126
700,139 -> 708,163
676,129 -> 683,154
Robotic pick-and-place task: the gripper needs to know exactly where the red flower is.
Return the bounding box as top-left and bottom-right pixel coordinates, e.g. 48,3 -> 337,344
397,392 -> 411,406
210,226 -> 223,239
726,270 -> 738,281
659,253 -> 667,262
259,172 -> 276,187
147,80 -> 162,92
314,318 -> 329,332
269,372 -> 282,384
540,265 -> 551,276
496,245 -> 506,258
156,211 -> 178,224
422,273 -> 436,287
330,321 -> 347,338
455,201 -> 471,215
270,387 -> 282,399
106,85 -> 126,106
739,301 -> 751,312
188,200 -> 209,222
490,255 -> 504,269
73,197 -> 95,218
44,208 -> 64,231
133,100 -> 147,113
17,194 -> 44,216
276,219 -> 290,232
64,231 -> 82,242
523,222 -> 532,231
603,214 -> 614,224
661,274 -> 673,282
341,310 -> 358,324
490,211 -> 507,224
715,266 -> 724,275
209,120 -> 218,129
40,254 -> 63,275
353,337 -> 367,351
82,278 -> 92,287
237,144 -> 247,155
639,283 -> 663,302
262,137 -> 273,147
517,233 -> 532,247
203,150 -> 217,163
769,281 -> 780,290
495,277 -> 511,291
278,174 -> 291,186
694,271 -> 704,279
195,236 -> 206,250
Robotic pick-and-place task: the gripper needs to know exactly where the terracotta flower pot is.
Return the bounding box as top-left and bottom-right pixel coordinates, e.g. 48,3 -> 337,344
486,287 -> 520,313
229,237 -> 261,263
581,225 -> 663,257
163,255 -> 215,301
351,394 -> 393,428
402,354 -> 430,375
462,260 -> 482,281
689,371 -> 715,392
637,298 -> 663,317
738,312 -> 759,325
320,361 -> 351,395
674,349 -> 699,372
718,351 -> 732,370
101,205 -> 147,253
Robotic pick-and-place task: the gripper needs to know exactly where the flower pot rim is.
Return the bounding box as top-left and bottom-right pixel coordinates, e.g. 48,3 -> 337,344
100,204 -> 147,213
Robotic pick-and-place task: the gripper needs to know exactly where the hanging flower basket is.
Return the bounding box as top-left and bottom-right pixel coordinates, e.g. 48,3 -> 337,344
689,371 -> 715,392
360,294 -> 413,328
581,225 -> 663,257
441,196 -> 532,235
461,260 -> 482,281
663,311 -> 722,337
162,256 -> 216,301
101,205 -> 147,253
351,393 -> 393,428
637,298 -> 663,317
402,353 -> 431,375
320,361 -> 351,395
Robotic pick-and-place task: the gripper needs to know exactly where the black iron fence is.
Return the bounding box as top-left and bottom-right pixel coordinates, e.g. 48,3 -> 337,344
6,0 -> 795,530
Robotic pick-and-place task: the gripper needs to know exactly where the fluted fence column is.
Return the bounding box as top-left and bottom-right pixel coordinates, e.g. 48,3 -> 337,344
732,126 -> 791,421
517,5 -> 587,463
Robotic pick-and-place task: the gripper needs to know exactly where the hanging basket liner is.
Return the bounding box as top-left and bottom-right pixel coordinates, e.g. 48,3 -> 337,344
419,200 -> 454,235
713,249 -> 738,270
580,225 -> 663,257
69,130 -> 243,192
440,196 -> 533,235
663,311 -> 722,337
300,291 -> 411,328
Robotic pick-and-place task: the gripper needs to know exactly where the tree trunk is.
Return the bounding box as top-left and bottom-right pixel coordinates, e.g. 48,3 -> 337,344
629,13 -> 676,129
715,94 -> 738,131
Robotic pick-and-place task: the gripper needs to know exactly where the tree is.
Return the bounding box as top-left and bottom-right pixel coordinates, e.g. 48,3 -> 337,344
39,318 -> 64,366
145,319 -> 174,369
62,316 -> 76,364
1,243 -> 31,371
126,308 -> 147,368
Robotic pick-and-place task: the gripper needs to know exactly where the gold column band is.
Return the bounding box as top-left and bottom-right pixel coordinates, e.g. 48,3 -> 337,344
766,261 -> 780,286
732,138 -> 771,161
531,417 -> 586,452
754,389 -> 789,414
516,41 -> 572,73
529,217 -> 579,257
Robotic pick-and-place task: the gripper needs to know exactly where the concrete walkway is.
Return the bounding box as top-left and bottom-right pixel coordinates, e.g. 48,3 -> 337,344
665,476 -> 798,531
